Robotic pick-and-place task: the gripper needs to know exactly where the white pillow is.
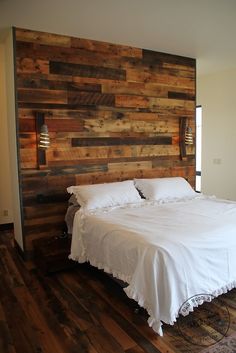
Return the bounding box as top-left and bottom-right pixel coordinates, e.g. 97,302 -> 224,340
67,180 -> 142,210
134,177 -> 196,201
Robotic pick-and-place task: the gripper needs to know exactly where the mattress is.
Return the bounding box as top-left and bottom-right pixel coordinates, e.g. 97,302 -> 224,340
69,196 -> 236,335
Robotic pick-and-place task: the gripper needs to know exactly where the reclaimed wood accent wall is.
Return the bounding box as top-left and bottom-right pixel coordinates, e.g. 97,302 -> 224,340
14,27 -> 196,255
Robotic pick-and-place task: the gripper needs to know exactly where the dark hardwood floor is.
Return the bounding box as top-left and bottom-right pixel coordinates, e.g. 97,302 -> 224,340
1,230 -> 236,353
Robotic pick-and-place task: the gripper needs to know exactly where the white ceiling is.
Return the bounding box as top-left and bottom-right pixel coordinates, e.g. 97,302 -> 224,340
0,0 -> 236,76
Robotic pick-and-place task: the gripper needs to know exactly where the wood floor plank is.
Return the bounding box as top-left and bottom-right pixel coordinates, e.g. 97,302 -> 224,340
59,273 -> 137,350
0,243 -> 97,353
64,269 -> 164,353
76,266 -> 194,353
0,300 -> 16,353
0,247 -> 65,353
85,326 -> 125,353
1,231 -> 236,353
48,274 -> 95,331
0,271 -> 43,353
126,346 -> 148,353
34,271 -> 99,353
99,313 -> 137,351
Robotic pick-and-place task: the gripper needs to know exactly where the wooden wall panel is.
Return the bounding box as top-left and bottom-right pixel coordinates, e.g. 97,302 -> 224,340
14,28 -> 196,255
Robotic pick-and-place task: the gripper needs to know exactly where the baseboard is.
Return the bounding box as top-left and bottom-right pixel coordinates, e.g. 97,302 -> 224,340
0,223 -> 14,231
14,239 -> 27,260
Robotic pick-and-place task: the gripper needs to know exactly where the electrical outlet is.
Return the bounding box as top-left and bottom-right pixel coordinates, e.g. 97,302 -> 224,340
3,209 -> 8,217
213,158 -> 221,165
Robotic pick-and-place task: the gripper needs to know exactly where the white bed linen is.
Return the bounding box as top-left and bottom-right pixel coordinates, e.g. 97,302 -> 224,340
69,196 -> 236,335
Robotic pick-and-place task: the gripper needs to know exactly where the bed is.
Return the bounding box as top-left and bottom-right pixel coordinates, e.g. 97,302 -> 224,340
67,177 -> 236,336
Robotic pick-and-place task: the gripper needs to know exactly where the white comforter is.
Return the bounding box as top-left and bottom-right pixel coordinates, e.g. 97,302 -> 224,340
70,196 -> 236,335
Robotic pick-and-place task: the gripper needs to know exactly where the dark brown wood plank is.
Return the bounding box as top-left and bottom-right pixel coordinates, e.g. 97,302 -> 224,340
49,61 -> 126,80
71,136 -> 172,147
68,91 -> 115,107
0,297 -> 16,353
142,48 -> 196,68
168,91 -> 195,100
0,246 -> 65,353
17,77 -> 102,93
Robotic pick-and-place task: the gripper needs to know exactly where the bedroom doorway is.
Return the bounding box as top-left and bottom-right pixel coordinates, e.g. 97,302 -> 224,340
196,106 -> 202,192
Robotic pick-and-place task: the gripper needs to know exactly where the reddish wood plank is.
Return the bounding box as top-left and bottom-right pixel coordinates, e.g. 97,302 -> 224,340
71,36 -> 142,58
18,88 -> 67,104
15,28 -> 71,47
16,58 -> 49,74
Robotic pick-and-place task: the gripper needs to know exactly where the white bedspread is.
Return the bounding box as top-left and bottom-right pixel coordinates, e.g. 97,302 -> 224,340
69,196 -> 236,335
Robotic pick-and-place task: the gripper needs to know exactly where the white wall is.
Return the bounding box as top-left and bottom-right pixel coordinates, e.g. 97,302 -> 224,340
4,31 -> 24,248
0,43 -> 13,224
197,69 -> 236,200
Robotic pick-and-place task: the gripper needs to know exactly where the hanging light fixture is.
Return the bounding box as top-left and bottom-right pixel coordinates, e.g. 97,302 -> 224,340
36,112 -> 50,168
185,125 -> 193,145
39,124 -> 50,149
179,117 -> 194,160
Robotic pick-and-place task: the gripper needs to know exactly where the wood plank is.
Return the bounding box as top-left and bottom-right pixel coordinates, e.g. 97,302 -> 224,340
50,61 -> 126,80
15,28 -> 71,47
99,313 -> 137,350
18,88 -> 67,104
17,77 -> 102,93
85,326 -> 126,353
115,95 -> 149,109
142,49 -> 196,68
24,227 -> 66,250
71,37 -> 142,58
24,214 -> 65,227
19,118 -> 84,132
0,247 -> 65,353
19,264 -> 98,351
23,203 -> 67,219
46,155 -> 177,168
126,346 -> 147,353
83,118 -> 179,134
18,107 -> 118,121
47,275 -> 97,331
16,58 -> 49,74
58,274 -> 137,350
22,175 -> 75,195
19,133 -> 37,148
53,154 -> 189,165
74,271 -> 170,353
108,161 -> 152,172
71,136 -> 172,147
74,166 -> 195,185
116,94 -> 194,111
47,145 -> 180,162
168,91 -> 194,100
68,91 -> 115,107
126,69 -> 195,89
103,81 -> 195,100
16,40 -> 143,71
17,71 -> 121,86
0,300 -> 16,353
59,273 -> 162,353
